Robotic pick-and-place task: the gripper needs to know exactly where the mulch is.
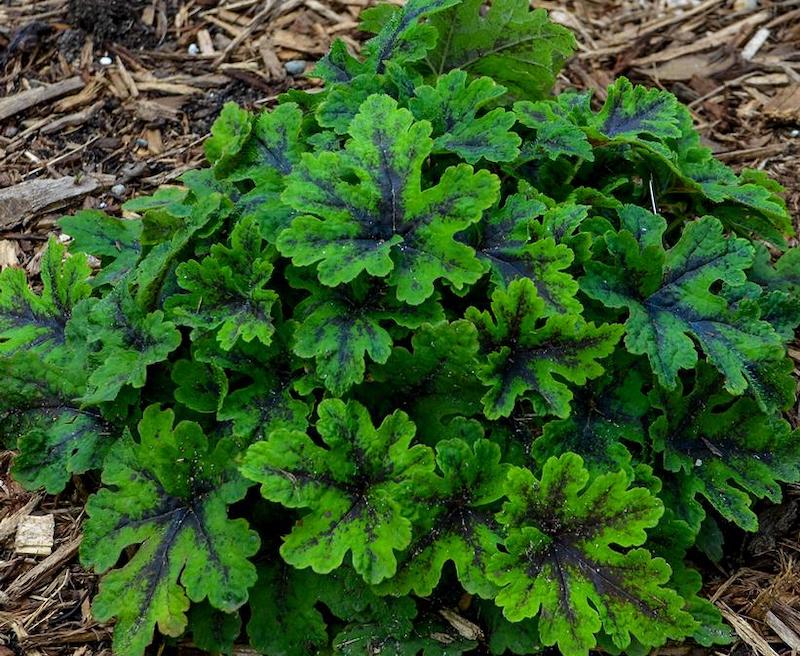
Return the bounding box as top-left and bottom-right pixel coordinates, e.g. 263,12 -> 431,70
0,0 -> 799,654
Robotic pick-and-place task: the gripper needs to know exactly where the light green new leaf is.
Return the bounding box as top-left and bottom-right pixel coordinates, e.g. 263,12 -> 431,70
59,210 -> 142,286
581,213 -> 787,410
81,406 -> 259,656
292,275 -> 443,394
0,237 -> 91,357
205,102 -> 253,173
279,94 -> 499,304
651,364 -> 800,531
426,0 -> 576,99
379,433 -> 509,598
409,70 -> 521,163
490,453 -> 695,656
79,287 -> 181,405
167,216 -> 278,350
468,279 -> 622,419
241,399 -> 434,584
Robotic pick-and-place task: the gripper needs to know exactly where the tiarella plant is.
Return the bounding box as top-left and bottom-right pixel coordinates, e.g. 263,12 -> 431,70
2,0 -> 799,654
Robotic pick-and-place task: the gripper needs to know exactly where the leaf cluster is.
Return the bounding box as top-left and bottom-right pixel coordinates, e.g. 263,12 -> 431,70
1,1 -> 798,655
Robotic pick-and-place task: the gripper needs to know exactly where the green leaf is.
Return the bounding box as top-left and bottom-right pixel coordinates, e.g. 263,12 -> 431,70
11,405 -> 113,493
81,406 -> 259,656
292,275 -> 443,394
0,236 -> 91,357
171,359 -> 228,414
590,77 -> 682,141
409,70 -> 521,163
241,399 -> 434,584
468,279 -> 622,419
79,287 -> 182,404
515,100 -> 594,162
60,210 -> 142,286
205,102 -> 253,173
467,192 -> 583,316
379,432 -> 509,598
532,361 -> 648,472
650,364 -> 800,531
362,0 -> 462,72
188,602 -> 241,656
490,453 -> 695,656
313,38 -> 368,83
167,216 -> 278,350
581,213 -> 787,409
247,563 -> 328,656
278,94 -> 499,304
363,320 -> 484,439
427,0 -> 576,99
479,601 -> 542,656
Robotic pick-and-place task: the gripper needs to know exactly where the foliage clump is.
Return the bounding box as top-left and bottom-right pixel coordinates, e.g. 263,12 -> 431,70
2,0 -> 798,654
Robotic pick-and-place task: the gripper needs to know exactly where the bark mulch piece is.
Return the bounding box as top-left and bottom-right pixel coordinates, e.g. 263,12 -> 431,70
1,0 -> 799,654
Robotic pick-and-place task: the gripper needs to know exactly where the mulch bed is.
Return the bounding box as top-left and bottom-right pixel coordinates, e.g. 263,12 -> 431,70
0,0 -> 799,654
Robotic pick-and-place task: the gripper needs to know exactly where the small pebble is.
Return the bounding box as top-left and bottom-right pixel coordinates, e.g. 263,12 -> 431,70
110,183 -> 127,199
284,59 -> 307,76
791,129 -> 800,138
188,43 -> 200,56
99,55 -> 113,66
135,138 -> 150,148
99,202 -> 107,209
3,125 -> 18,138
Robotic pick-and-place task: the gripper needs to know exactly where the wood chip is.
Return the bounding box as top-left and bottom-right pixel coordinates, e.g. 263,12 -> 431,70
718,602 -> 781,656
14,514 -> 55,556
40,100 -> 104,135
766,610 -> 800,651
0,176 -> 101,229
764,85 -> 800,121
0,76 -> 85,122
0,494 -> 43,543
1,536 -> 81,603
0,240 -> 20,269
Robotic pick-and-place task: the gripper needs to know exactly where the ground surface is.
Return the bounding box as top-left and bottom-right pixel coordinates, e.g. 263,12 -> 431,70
0,0 -> 799,654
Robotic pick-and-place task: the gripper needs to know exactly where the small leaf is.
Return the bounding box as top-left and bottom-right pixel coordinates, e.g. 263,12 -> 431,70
490,453 -> 695,656
364,320 -> 484,438
515,100 -> 594,162
410,70 -> 521,163
362,0 -> 462,72
60,210 -> 142,286
81,406 -> 259,656
292,276 -> 443,394
79,287 -> 182,404
0,236 -> 91,357
205,103 -> 253,173
167,216 -> 278,350
468,279 -> 622,419
241,399 -> 434,584
247,563 -> 328,656
532,361 -> 648,472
